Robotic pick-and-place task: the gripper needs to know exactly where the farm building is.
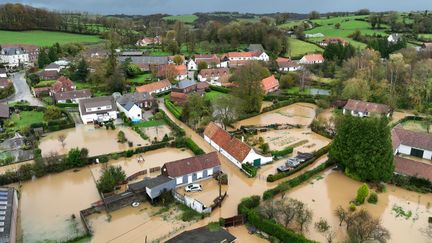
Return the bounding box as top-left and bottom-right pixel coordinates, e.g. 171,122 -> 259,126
135,79 -> 172,95
392,125 -> 432,160
261,75 -> 279,94
161,152 -> 221,186
343,99 -> 391,117
276,57 -> 301,72
204,122 -> 272,168
299,54 -> 324,64
128,175 -> 175,201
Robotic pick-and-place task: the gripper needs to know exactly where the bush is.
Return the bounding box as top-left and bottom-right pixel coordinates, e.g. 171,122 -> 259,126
349,203 -> 357,211
96,165 -> 126,193
368,192 -> 378,204
242,163 -> 258,177
125,150 -> 134,158
185,138 -> 205,155
356,184 -> 370,205
390,174 -> 432,193
164,97 -> 182,119
271,146 -> 294,158
44,105 -> 63,121
238,195 -> 261,214
98,156 -> 109,163
209,85 -> 231,94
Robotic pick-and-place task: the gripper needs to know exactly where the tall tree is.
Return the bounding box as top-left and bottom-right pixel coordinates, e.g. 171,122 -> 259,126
329,115 -> 394,182
37,49 -> 50,69
232,62 -> 269,113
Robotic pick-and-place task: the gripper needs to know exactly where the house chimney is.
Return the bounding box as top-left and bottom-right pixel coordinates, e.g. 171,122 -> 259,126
241,136 -> 244,142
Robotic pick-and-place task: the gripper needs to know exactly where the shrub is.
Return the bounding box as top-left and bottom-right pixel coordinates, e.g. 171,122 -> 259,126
117,131 -> 126,143
377,183 -> 387,193
368,192 -> 378,204
242,163 -> 258,177
98,156 -> 109,163
185,138 -> 205,155
96,166 -> 126,193
271,146 -> 293,158
125,150 -> 134,157
44,105 -> 63,121
356,184 -> 370,205
209,85 -> 231,94
349,203 -> 357,212
238,195 -> 261,214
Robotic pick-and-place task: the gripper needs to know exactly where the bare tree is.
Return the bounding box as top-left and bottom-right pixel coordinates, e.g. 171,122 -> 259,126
346,209 -> 390,243
295,203 -> 313,232
280,198 -> 301,227
58,134 -> 66,148
259,200 -> 281,220
334,205 -> 348,226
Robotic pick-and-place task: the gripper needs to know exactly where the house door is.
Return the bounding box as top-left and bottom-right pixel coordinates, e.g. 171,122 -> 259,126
183,175 -> 188,184
203,170 -> 208,178
192,173 -> 197,181
410,148 -> 424,158
253,158 -> 261,167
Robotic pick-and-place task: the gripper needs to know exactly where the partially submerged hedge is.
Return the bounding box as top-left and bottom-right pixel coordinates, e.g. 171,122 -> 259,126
267,144 -> 331,182
263,160 -> 335,200
242,163 -> 258,177
186,138 -> 205,155
271,146 -> 294,158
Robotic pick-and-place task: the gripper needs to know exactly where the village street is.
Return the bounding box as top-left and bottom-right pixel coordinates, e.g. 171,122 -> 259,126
0,72 -> 44,106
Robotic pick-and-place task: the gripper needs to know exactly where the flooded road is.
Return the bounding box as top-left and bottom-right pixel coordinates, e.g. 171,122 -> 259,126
39,125 -> 147,157
234,103 -> 317,128
285,170 -> 432,243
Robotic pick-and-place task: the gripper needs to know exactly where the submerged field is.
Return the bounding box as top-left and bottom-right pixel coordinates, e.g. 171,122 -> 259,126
0,30 -> 101,46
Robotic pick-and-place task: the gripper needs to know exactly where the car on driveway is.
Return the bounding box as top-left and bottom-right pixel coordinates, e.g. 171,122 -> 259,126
184,184 -> 202,192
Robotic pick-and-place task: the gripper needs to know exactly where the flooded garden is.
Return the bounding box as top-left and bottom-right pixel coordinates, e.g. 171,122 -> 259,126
284,170 -> 432,243
15,147 -> 194,242
38,125 -> 147,157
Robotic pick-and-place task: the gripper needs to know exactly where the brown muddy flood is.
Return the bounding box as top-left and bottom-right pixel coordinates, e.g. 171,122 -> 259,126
16,148 -> 194,242
235,103 -> 317,128
285,170 -> 432,243
39,125 -> 147,157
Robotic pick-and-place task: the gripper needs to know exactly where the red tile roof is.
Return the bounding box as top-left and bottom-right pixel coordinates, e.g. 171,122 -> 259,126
136,79 -> 171,93
394,156 -> 432,181
0,78 -> 11,87
170,91 -> 188,104
199,68 -> 229,78
162,152 -> 221,177
276,57 -> 300,69
302,54 -> 324,62
51,76 -> 74,94
321,37 -> 349,46
392,125 -> 432,151
204,122 -> 252,162
157,64 -> 187,77
344,99 -> 391,115
261,75 -> 279,93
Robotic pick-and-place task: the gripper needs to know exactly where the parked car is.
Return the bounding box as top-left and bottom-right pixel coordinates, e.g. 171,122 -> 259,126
185,184 -> 202,192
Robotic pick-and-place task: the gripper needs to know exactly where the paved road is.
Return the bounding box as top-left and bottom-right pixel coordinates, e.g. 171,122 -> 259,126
0,72 -> 44,106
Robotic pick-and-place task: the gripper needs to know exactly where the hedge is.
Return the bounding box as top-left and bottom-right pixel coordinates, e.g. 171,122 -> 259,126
164,96 -> 182,119
267,144 -> 331,182
390,115 -> 425,128
160,110 -> 185,136
390,174 -> 432,193
271,146 -> 294,158
185,138 -> 205,155
263,159 -> 335,200
209,85 -> 231,94
242,163 -> 258,177
89,142 -> 170,163
238,196 -> 314,243
55,103 -> 79,108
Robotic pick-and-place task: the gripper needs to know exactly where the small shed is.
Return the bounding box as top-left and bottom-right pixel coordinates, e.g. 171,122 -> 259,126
128,175 -> 176,201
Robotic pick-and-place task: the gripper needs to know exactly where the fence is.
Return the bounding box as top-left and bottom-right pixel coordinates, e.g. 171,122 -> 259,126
172,191 -> 211,214
223,215 -> 246,227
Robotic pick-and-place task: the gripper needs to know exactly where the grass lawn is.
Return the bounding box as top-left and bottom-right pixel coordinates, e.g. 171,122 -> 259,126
401,120 -> 430,133
284,87 -> 310,95
0,30 -> 101,47
163,15 -> 198,23
133,120 -> 166,128
419,34 -> 432,41
278,20 -> 305,29
9,111 -> 44,130
286,38 -> 323,58
128,73 -> 153,84
34,80 -> 56,88
205,91 -> 228,102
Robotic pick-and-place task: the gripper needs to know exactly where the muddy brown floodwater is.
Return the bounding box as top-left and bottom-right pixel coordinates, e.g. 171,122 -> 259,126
285,170 -> 432,243
14,147 -> 194,242
234,103 -> 317,128
38,125 -> 147,157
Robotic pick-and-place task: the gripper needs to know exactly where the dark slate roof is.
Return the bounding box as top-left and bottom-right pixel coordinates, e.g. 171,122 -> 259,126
0,104 -> 10,119
0,187 -> 17,243
248,44 -> 265,52
45,63 -> 60,69
116,92 -> 153,110
129,175 -> 174,191
162,152 -> 221,177
165,226 -> 236,243
176,79 -> 196,89
118,56 -> 169,65
54,89 -> 91,101
79,96 -> 116,115
0,47 -> 26,55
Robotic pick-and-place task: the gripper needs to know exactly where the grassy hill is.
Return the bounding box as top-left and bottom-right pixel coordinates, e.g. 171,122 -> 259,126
163,15 -> 198,23
287,38 -> 323,58
0,30 -> 102,46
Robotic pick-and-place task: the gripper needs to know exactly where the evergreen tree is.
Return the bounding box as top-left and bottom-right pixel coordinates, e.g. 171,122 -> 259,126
47,46 -> 58,62
329,115 -> 394,182
73,58 -> 89,82
37,49 -> 50,68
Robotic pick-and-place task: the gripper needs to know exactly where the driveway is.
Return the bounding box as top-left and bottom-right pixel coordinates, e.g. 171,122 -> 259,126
0,72 -> 44,106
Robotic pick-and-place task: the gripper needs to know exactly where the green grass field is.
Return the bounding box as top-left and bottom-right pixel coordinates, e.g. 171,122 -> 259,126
9,111 -> 44,130
163,15 -> 198,23
128,73 -> 153,84
34,80 -> 56,88
205,91 -> 228,102
134,120 -> 166,128
302,15 -> 389,49
286,38 -> 323,58
0,30 -> 102,46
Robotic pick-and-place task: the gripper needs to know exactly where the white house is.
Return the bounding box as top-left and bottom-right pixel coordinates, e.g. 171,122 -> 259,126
197,68 -> 230,85
117,102 -> 142,121
299,54 -> 324,64
276,57 -> 301,72
388,34 -> 402,43
79,96 -> 118,124
136,79 -> 172,95
54,89 -> 92,104
0,47 -> 29,68
115,92 -> 155,121
203,122 -> 272,168
224,51 -> 270,62
343,99 -> 391,118
187,59 -> 197,71
392,125 -> 432,160
162,152 -> 221,186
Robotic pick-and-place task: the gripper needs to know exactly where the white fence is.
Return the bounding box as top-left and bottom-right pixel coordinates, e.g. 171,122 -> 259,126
172,191 -> 211,214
